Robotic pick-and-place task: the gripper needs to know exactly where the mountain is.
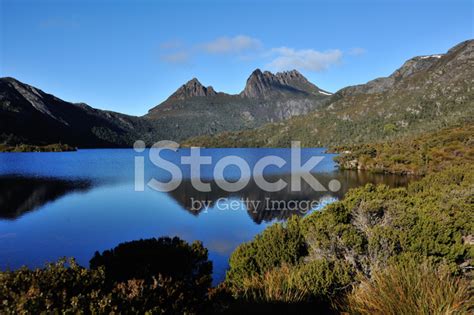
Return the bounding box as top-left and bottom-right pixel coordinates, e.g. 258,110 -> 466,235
240,69 -> 331,98
0,69 -> 329,147
0,77 -> 157,147
143,70 -> 330,141
2,40 -> 472,149
184,40 -> 474,148
166,78 -> 217,100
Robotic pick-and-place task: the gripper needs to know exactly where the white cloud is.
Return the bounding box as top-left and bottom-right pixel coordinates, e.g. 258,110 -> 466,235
348,47 -> 367,56
201,35 -> 262,54
160,51 -> 190,64
267,47 -> 342,72
158,36 -> 353,72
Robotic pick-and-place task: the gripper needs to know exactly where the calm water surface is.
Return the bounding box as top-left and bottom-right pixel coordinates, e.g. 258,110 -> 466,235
0,149 -> 410,283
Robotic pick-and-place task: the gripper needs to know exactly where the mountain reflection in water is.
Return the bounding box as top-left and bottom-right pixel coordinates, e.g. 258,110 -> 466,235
0,176 -> 92,220
0,170 -> 409,224
166,170 -> 411,224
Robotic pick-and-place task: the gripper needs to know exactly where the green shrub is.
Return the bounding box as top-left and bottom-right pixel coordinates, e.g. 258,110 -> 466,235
0,258 -> 106,313
383,123 -> 397,134
90,237 -> 212,285
1,237 -> 213,314
90,237 -> 212,309
302,166 -> 473,276
292,259 -> 353,298
226,216 -> 307,287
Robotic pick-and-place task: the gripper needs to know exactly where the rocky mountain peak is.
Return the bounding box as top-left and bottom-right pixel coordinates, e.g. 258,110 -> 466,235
240,69 -> 328,99
390,54 -> 443,81
275,69 -> 305,81
240,69 -> 280,98
167,78 -> 217,101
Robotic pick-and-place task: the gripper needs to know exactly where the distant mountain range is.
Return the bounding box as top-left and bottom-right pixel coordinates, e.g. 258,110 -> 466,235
185,40 -> 474,147
0,69 -> 330,147
1,40 -> 472,148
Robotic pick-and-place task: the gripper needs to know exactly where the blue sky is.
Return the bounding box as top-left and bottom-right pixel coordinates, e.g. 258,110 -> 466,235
1,0 -> 472,116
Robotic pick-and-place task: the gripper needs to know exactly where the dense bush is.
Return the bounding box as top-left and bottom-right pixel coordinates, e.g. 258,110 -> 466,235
90,237 -> 212,287
1,237 -> 213,314
224,165 -> 473,311
0,259 -> 106,313
304,166 -> 472,275
226,216 -> 307,287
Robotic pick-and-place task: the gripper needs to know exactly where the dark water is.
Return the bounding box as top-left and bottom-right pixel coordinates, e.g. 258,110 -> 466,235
0,148 -> 410,283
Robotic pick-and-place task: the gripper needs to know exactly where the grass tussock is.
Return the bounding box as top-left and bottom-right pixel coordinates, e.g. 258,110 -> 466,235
345,260 -> 473,315
239,264 -> 309,303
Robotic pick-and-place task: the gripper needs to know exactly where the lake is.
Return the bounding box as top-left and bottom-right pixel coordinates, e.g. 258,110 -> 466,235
0,148 -> 410,283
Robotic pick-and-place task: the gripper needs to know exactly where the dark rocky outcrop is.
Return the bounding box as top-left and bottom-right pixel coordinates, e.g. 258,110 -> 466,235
167,78 -> 217,101
240,69 -> 330,99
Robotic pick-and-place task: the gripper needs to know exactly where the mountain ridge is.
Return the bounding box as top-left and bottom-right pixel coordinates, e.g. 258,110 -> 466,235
1,39 -> 472,149
183,39 -> 474,148
0,69 -> 330,147
147,69 -> 329,114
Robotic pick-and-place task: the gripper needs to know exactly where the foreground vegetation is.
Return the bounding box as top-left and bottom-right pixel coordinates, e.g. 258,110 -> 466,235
0,237 -> 212,313
345,259 -> 472,315
0,143 -> 76,152
222,164 -> 473,313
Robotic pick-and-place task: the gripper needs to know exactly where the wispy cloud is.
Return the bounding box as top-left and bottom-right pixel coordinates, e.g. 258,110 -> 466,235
348,47 -> 367,56
160,51 -> 190,64
200,35 -> 262,54
159,35 -> 262,65
159,35 -> 359,72
266,47 -> 343,72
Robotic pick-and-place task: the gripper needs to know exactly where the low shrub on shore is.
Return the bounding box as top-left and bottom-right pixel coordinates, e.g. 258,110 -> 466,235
0,143 -> 76,152
0,237 -> 213,314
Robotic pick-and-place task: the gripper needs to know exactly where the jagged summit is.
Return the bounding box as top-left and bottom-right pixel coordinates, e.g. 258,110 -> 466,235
146,68 -> 330,123
240,69 -> 328,99
167,78 -> 217,101
155,69 -> 330,105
